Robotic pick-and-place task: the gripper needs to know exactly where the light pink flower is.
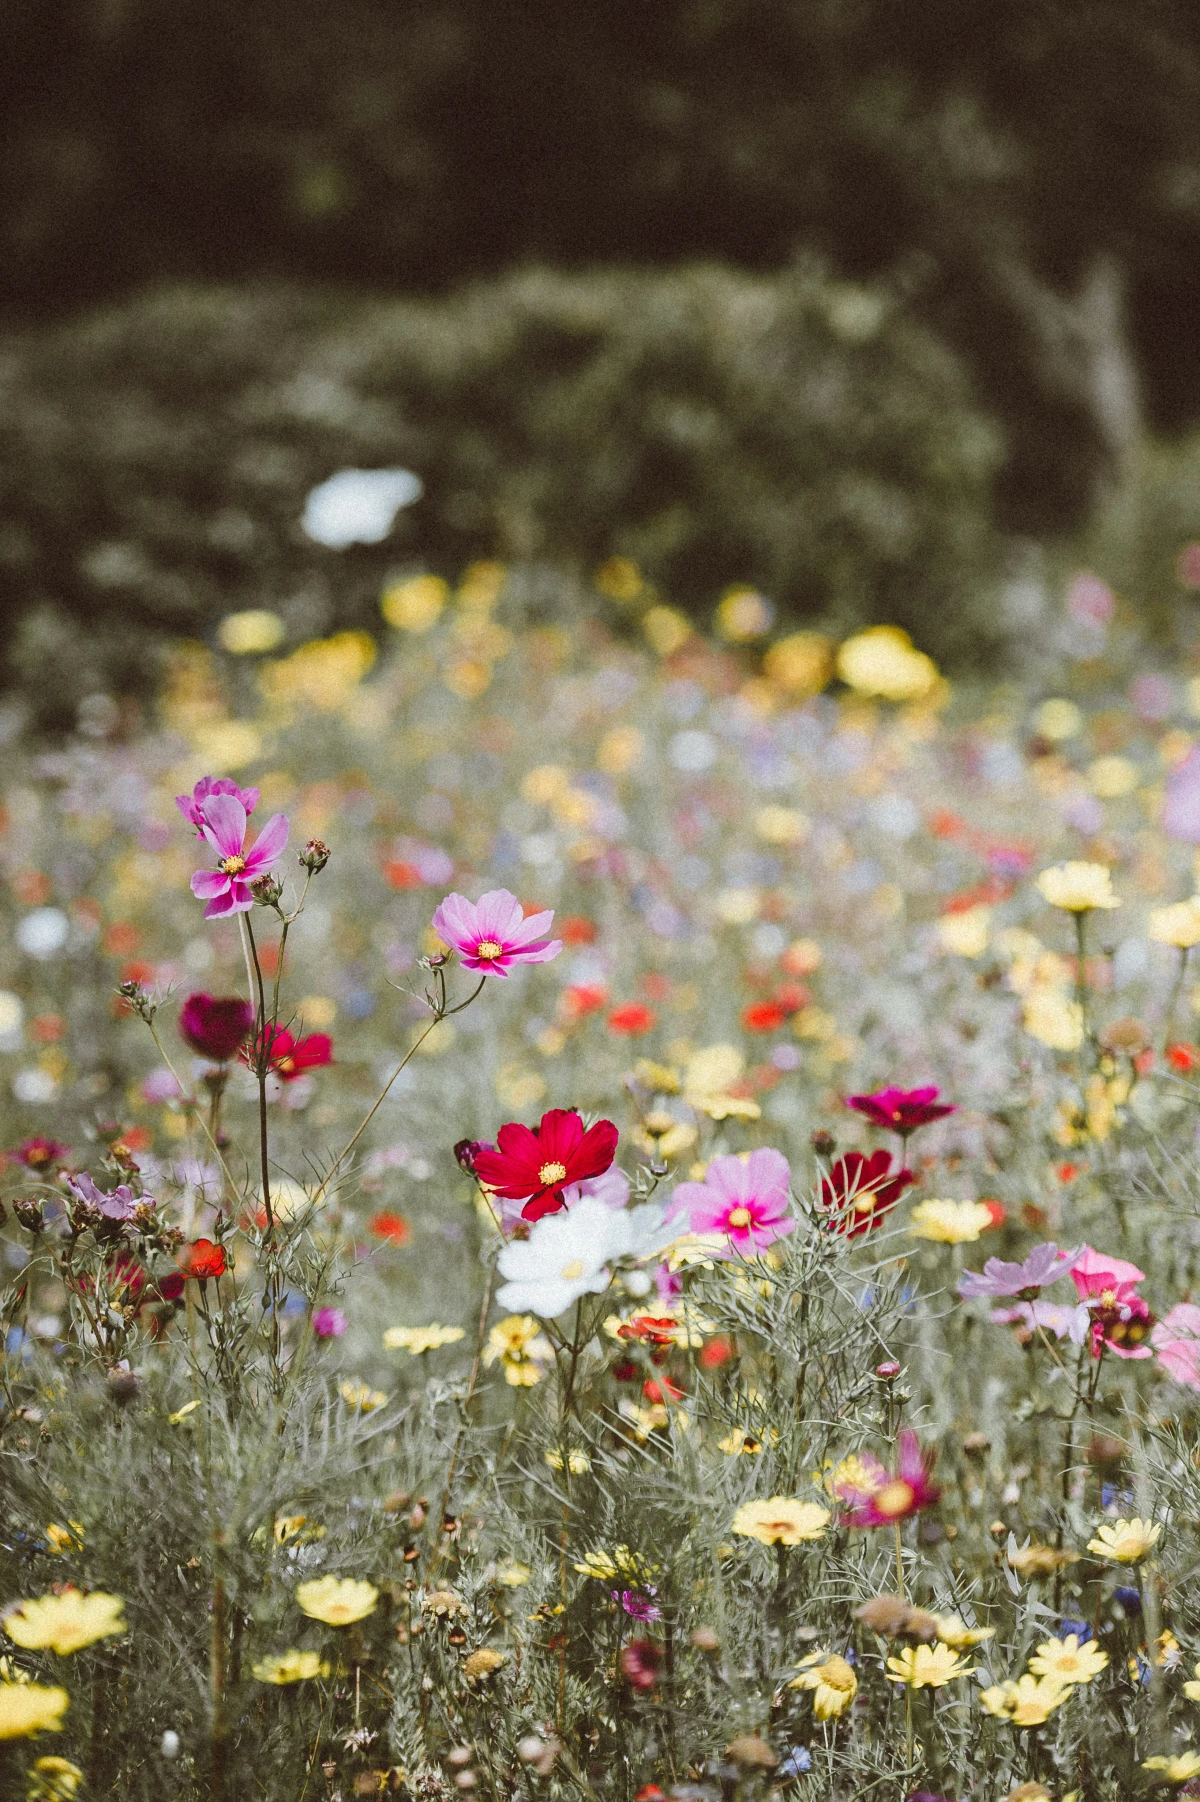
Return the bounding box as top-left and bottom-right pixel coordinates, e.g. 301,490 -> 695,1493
1068,1246 -> 1145,1306
669,1148 -> 794,1253
430,889 -> 562,976
176,776 -> 260,835
190,795 -> 289,919
1152,1303 -> 1200,1390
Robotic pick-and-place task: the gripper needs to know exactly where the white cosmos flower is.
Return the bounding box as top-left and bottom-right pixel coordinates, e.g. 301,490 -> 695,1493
497,1196 -> 639,1318
302,468 -> 423,547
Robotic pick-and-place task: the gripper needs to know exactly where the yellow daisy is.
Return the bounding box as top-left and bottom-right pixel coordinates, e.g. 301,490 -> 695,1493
1035,862 -> 1120,913
252,1649 -> 329,1684
3,1590 -> 125,1656
1028,1635 -> 1108,1686
908,1199 -> 998,1244
1144,1754 -> 1200,1783
0,1682 -> 69,1740
979,1674 -> 1067,1726
731,1498 -> 830,1547
1086,1518 -> 1162,1564
382,1324 -> 465,1355
886,1643 -> 975,1688
294,1576 -> 378,1627
789,1652 -> 858,1719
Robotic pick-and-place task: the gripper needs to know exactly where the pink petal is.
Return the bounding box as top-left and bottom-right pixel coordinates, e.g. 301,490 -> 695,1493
510,908 -> 556,945
474,888 -> 524,940
203,887 -> 243,919
241,812 -> 289,873
511,938 -> 562,964
199,794 -> 247,860
744,1147 -> 792,1195
191,869 -> 230,899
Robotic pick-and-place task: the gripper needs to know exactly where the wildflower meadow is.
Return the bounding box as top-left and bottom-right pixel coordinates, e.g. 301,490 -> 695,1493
7,565 -> 1200,1802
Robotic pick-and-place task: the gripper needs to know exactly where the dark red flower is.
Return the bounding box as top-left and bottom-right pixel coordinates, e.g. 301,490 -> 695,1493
454,1139 -> 490,1175
179,993 -> 255,1062
368,1210 -> 411,1244
155,1270 -> 186,1302
10,1136 -> 68,1170
245,1026 -> 333,1081
819,1150 -> 913,1237
619,1639 -> 663,1691
470,1108 -> 619,1221
845,1085 -> 954,1133
178,1239 -> 228,1281
616,1316 -> 679,1346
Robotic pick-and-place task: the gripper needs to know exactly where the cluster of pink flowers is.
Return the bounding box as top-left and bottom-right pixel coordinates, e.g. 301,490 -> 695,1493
962,1241 -> 1163,1364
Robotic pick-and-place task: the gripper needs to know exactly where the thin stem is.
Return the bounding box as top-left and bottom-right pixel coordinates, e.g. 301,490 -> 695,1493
244,911 -> 284,1393
1163,944 -> 1190,1054
427,1253 -> 498,1572
146,1020 -> 238,1197
1074,910 -> 1090,1046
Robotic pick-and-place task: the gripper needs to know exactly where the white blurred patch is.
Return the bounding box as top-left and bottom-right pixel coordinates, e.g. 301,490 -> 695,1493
669,729 -> 717,773
13,1068 -> 57,1103
868,794 -> 920,839
16,907 -> 69,958
302,468 -> 423,548
0,990 -> 23,1050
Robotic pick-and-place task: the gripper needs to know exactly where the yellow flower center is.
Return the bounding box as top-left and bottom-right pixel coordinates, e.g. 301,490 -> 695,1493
561,1259 -> 585,1280
220,854 -> 247,875
539,1161 -> 568,1185
475,940 -> 503,959
873,1480 -> 915,1518
727,1206 -> 753,1228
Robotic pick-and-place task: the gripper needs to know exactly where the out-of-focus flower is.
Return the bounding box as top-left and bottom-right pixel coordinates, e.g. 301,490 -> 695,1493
1006,1541 -> 1078,1578
931,1614 -> 994,1649
1086,1518 -> 1161,1564
545,1447 -> 591,1473
495,1195 -> 636,1317
788,1652 -> 857,1718
958,1243 -> 1074,1300
574,1545 -> 655,1583
179,994 -> 254,1061
819,1150 -> 913,1236
24,1754 -> 83,1799
886,1643 -> 975,1687
252,1650 -> 329,1684
909,1199 -> 1001,1243
484,1315 -> 553,1385
1035,862 -> 1120,913
608,1002 -> 657,1036
383,1324 -> 465,1354
731,1498 -> 829,1546
683,1044 -> 761,1121
1143,1755 -> 1200,1783
431,889 -> 562,977
3,1589 -> 125,1655
1022,991 -> 1085,1050
619,1639 -> 663,1690
367,1210 -> 411,1244
1152,1303 -> 1200,1389
295,1576 -> 378,1626
471,1108 -> 619,1222
495,1561 -> 531,1588
10,1137 -> 67,1171
339,1382 -> 388,1412
246,1026 -> 333,1081
1163,744 -> 1200,842
837,626 -> 941,702
613,1588 -> 662,1621
302,467 -> 422,548
838,1432 -> 939,1528
1027,1635 -> 1108,1686
177,1239 -> 228,1281
66,1173 -> 145,1223
0,1682 -> 69,1739
190,795 -> 289,920
1149,899 -> 1200,948
668,1149 -> 794,1254
846,1085 -> 954,1133
311,1307 -> 347,1339
979,1675 -> 1067,1725
938,904 -> 991,957
175,776 -> 259,834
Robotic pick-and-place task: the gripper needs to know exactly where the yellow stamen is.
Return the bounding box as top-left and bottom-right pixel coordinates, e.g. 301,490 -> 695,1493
220,854 -> 247,875
873,1481 -> 915,1518
561,1259 -> 585,1280
727,1206 -> 753,1228
475,940 -> 504,959
539,1161 -> 568,1185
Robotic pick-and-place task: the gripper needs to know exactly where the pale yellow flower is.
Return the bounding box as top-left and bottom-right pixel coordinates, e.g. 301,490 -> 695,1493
1006,1540 -> 1078,1578
1023,991 -> 1085,1051
544,1448 -> 590,1473
932,1614 -> 994,1650
485,1316 -> 553,1387
383,1324 -> 465,1355
1035,862 -> 1120,913
43,1524 -> 83,1555
789,1652 -> 858,1718
295,1577 -> 378,1627
1028,1635 -> 1108,1686
633,1059 -> 681,1094
683,1044 -> 761,1122
718,1428 -> 778,1456
1183,1659 -> 1200,1702
339,1381 -> 388,1413
979,1674 -> 1067,1725
168,1400 -> 202,1425
1087,1518 -> 1162,1564
1034,698 -> 1083,741
908,1199 -> 997,1244
0,1682 -> 68,1740
938,906 -> 991,958
273,1514 -> 326,1546
886,1643 -> 975,1688
1144,1754 -> 1200,1783
1149,899 -> 1200,949
494,1561 -> 531,1589
4,1589 -> 125,1656
731,1498 -> 830,1547
252,1649 -> 329,1684
574,1545 -> 654,1583
25,1755 -> 84,1800
837,626 -> 941,702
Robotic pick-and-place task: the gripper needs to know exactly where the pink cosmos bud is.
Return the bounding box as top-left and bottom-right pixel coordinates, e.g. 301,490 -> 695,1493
300,838 -> 331,873
875,1360 -> 902,1380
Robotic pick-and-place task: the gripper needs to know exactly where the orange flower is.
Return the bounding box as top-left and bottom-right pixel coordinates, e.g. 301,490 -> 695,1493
608,1003 -> 657,1036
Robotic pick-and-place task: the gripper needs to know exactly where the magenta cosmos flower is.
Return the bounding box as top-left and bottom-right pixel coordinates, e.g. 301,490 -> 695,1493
1152,1304 -> 1200,1390
189,794 -> 289,919
837,1430 -> 941,1528
668,1148 -> 794,1254
1068,1246 -> 1145,1306
176,776 -> 260,835
846,1085 -> 955,1134
430,889 -> 562,976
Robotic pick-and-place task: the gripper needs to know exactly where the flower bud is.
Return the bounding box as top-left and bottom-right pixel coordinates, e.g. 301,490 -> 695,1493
250,873 -> 283,907
810,1128 -> 836,1156
13,1197 -> 43,1232
117,979 -> 158,1022
300,838 -> 331,874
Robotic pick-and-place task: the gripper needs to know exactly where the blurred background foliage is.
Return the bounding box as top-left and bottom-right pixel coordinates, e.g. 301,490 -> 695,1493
3,0 -> 1200,696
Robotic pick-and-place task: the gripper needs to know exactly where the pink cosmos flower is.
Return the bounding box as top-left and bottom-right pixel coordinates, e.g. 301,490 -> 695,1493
189,794 -> 289,919
668,1148 -> 794,1254
845,1085 -> 954,1135
312,1307 -> 348,1339
958,1242 -> 1076,1300
1068,1246 -> 1145,1306
1068,1247 -> 1153,1360
838,1430 -> 941,1528
176,776 -> 260,835
1152,1303 -> 1200,1390
430,889 -> 562,976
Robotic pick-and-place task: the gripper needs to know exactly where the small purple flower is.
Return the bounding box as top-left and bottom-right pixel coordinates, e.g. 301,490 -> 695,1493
311,1307 -> 347,1339
958,1241 -> 1075,1301
612,1588 -> 661,1622
141,1068 -> 183,1105
67,1172 -> 150,1221
176,776 -> 260,835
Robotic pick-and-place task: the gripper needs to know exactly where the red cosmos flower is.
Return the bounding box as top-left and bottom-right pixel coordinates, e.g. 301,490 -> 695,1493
179,993 -> 255,1062
619,1639 -> 663,1691
608,1003 -> 657,1036
178,1239 -> 228,1280
845,1085 -> 954,1134
10,1136 -> 68,1170
243,1026 -> 333,1081
819,1150 -> 913,1237
470,1108 -> 620,1222
837,1430 -> 941,1528
617,1316 -> 679,1346
368,1210 -> 411,1244
741,1000 -> 787,1033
